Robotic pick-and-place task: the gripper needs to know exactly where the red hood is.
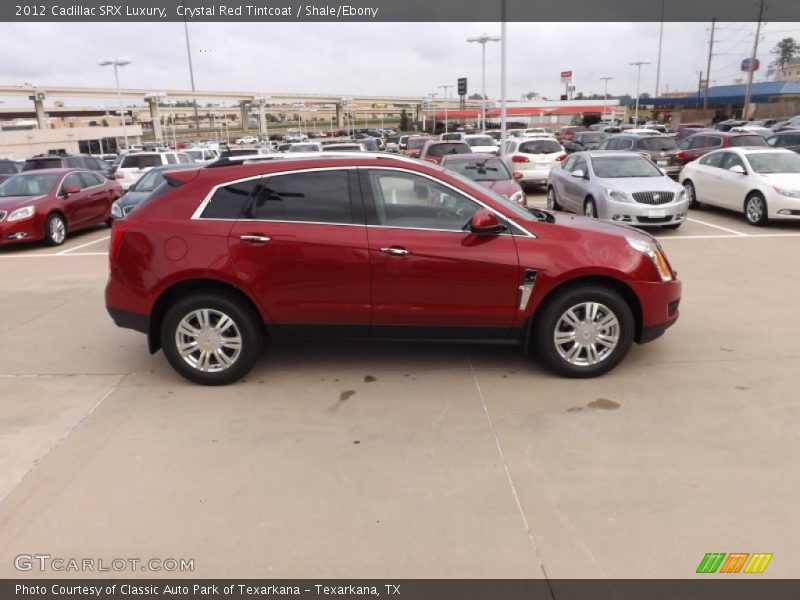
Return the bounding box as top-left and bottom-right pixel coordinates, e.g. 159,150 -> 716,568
0,195 -> 45,210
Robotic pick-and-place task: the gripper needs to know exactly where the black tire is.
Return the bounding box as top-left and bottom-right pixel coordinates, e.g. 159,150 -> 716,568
744,193 -> 768,227
546,186 -> 562,211
105,217 -> 114,228
683,180 -> 701,209
532,285 -> 634,378
161,291 -> 263,385
662,222 -> 682,230
44,213 -> 67,246
584,197 -> 597,218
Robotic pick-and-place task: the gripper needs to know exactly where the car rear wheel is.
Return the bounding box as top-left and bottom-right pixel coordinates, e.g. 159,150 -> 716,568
584,198 -> 597,218
161,292 -> 263,385
683,180 -> 701,209
546,186 -> 562,211
44,213 -> 67,246
533,285 -> 634,378
744,193 -> 768,226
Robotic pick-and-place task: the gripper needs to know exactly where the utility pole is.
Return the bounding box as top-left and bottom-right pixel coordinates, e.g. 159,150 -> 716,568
438,84 -> 453,133
499,0 -> 507,156
600,76 -> 613,119
655,0 -> 665,97
704,18 -> 716,109
742,0 -> 765,120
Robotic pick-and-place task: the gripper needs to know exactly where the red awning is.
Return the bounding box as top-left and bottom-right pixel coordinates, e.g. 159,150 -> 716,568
431,104 -> 613,118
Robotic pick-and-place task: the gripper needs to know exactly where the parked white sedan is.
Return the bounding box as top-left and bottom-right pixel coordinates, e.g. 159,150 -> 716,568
679,147 -> 800,226
463,134 -> 498,154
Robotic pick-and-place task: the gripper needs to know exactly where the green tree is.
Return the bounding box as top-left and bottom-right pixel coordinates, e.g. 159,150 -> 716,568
399,108 -> 409,131
770,37 -> 797,72
468,93 -> 487,100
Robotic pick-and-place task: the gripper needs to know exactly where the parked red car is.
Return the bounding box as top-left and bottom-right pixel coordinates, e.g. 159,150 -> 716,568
555,126 -> 588,143
418,140 -> 472,164
105,155 -> 681,385
675,131 -> 769,165
0,168 -> 122,246
441,153 -> 526,205
403,136 -> 432,158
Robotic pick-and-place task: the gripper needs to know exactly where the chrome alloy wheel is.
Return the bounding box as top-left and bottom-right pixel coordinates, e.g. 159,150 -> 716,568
746,195 -> 765,224
50,217 -> 66,244
175,309 -> 242,372
547,188 -> 556,209
553,302 -> 620,366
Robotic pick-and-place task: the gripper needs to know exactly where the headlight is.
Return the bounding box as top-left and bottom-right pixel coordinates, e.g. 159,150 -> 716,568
626,236 -> 673,282
111,202 -> 124,218
773,186 -> 800,199
605,188 -> 630,203
7,206 -> 34,222
677,187 -> 687,200
509,191 -> 525,205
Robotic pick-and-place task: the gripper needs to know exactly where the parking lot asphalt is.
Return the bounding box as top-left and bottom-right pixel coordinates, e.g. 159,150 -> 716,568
1,193 -> 799,579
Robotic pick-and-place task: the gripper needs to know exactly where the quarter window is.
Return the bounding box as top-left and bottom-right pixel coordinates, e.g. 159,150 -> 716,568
59,173 -> 83,195
246,170 -> 352,224
365,169 -> 480,231
200,179 -> 259,219
706,137 -> 723,148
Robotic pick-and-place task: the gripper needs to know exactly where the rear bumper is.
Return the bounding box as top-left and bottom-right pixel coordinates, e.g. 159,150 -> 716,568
107,307 -> 149,334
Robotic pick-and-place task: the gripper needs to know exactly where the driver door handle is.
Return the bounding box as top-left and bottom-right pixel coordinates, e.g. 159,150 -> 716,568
380,246 -> 411,256
240,234 -> 271,243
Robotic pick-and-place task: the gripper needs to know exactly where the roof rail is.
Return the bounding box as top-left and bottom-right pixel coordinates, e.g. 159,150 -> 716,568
205,152 -> 422,168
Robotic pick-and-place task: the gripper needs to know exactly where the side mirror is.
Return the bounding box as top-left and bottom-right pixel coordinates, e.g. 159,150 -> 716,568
571,169 -> 586,179
729,165 -> 746,175
469,208 -> 507,235
512,172 -> 523,181
63,185 -> 80,196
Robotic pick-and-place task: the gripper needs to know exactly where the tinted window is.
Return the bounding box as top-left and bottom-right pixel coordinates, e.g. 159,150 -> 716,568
518,140 -> 562,154
59,173 -> 84,194
577,133 -> 603,144
407,138 -> 428,150
177,153 -> 193,164
427,143 -> 470,157
366,169 -> 479,231
719,152 -> 744,170
443,157 -> 511,181
79,172 -> 104,187
186,150 -> 205,160
699,152 -> 724,168
200,179 -> 259,219
63,157 -> 83,168
0,162 -> 17,175
705,136 -> 723,148
22,158 -> 63,170
246,170 -> 352,224
729,135 -> 768,147
165,154 -> 177,164
130,168 -> 166,192
120,155 -> 163,169
465,136 -> 495,147
638,137 -> 678,151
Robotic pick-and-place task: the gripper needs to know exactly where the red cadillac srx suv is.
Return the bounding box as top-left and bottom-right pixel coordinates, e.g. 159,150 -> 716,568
106,154 -> 681,385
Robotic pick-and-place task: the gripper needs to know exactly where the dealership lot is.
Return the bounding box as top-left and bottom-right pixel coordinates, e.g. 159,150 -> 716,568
1,195 -> 799,579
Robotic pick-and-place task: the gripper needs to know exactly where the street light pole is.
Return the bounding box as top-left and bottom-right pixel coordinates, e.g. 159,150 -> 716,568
98,57 -> 131,150
600,76 -> 613,119
467,33 -> 501,132
438,84 -> 453,133
426,93 -> 437,134
629,60 -> 650,125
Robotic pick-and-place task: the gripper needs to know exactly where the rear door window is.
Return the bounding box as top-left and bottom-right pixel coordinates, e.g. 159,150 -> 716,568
165,154 -> 177,164
79,172 -> 104,187
699,152 -> 724,168
245,170 -> 353,224
120,155 -> 163,169
199,179 -> 260,219
65,157 -> 84,168
729,135 -> 768,147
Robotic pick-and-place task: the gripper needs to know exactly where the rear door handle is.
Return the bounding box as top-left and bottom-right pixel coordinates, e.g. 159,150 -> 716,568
380,247 -> 411,256
240,234 -> 271,243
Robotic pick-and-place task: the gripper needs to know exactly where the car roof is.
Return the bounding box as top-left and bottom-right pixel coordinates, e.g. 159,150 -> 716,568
722,147 -> 794,155
582,150 -> 648,159
441,152 -> 498,161
13,167 -> 88,175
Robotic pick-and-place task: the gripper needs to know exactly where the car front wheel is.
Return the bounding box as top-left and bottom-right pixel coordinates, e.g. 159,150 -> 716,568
546,186 -> 562,211
44,213 -> 67,246
744,193 -> 768,226
533,285 -> 634,378
161,292 -> 263,385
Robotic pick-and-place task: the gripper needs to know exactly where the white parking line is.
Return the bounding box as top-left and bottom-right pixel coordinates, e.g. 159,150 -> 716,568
655,232 -> 800,240
55,235 -> 110,255
686,217 -> 748,236
0,252 -> 107,258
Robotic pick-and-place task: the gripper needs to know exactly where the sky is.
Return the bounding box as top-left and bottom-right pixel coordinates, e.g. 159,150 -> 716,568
0,21 -> 798,107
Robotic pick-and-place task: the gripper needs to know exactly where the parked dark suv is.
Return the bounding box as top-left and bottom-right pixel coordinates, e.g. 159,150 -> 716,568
767,130 -> 800,154
562,131 -> 605,153
675,131 -> 768,165
0,159 -> 21,183
597,134 -> 682,179
22,154 -> 112,178
106,155 -> 681,385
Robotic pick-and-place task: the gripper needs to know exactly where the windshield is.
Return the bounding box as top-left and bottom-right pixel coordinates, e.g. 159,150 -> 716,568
638,137 -> 678,151
0,173 -> 58,196
407,138 -> 428,149
592,156 -> 662,178
466,136 -> 495,147
730,135 -> 768,147
428,143 -> 471,157
120,154 -> 163,169
578,133 -> 603,144
185,150 -> 205,160
444,158 -> 511,181
746,152 -> 800,174
130,168 -> 166,192
445,169 -> 536,222
288,144 -> 318,152
519,140 -> 562,154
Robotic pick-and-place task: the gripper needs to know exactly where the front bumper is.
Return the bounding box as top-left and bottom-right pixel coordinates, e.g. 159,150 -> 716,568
598,197 -> 690,228
630,278 -> 681,344
0,216 -> 43,245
